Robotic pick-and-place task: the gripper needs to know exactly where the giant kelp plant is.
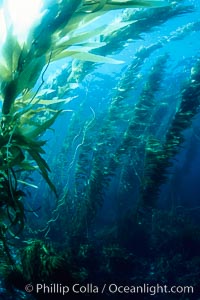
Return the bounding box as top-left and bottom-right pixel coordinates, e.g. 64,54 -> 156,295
140,59 -> 200,207
30,0 -> 200,242
1,1 -> 200,299
0,0 -> 168,254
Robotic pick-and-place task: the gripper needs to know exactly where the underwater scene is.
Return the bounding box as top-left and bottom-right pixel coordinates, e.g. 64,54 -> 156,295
0,0 -> 200,299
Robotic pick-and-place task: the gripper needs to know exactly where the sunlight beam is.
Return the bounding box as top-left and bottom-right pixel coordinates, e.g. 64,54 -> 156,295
0,0 -> 43,44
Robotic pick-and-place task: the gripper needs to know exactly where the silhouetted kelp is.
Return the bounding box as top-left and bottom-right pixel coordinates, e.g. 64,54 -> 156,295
81,55 -> 168,226
141,59 -> 200,207
57,52 -> 168,236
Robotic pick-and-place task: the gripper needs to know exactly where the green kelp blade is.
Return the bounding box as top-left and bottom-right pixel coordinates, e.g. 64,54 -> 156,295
0,145 -> 25,170
79,0 -> 107,12
34,89 -> 56,97
14,106 -> 52,122
2,79 -> 19,114
64,21 -> 135,50
13,133 -> 46,154
28,149 -> 57,197
16,55 -> 45,95
16,161 -> 39,172
6,196 -> 25,234
13,107 -> 61,139
106,0 -> 168,8
1,27 -> 22,73
78,0 -> 168,13
24,110 -> 62,139
52,50 -> 124,64
31,98 -> 72,106
55,25 -> 107,50
0,63 -> 11,82
71,51 -> 124,64
60,10 -> 103,37
102,20 -> 137,36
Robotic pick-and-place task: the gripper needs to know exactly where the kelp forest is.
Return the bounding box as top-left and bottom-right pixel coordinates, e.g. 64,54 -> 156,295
0,0 -> 200,299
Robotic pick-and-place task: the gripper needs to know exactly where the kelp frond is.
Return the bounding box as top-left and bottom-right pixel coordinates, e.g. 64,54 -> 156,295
140,59 -> 200,207
78,0 -> 168,13
0,1 -> 138,115
21,239 -> 64,283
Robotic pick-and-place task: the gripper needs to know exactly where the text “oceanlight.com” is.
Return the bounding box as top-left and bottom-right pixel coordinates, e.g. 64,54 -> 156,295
24,283 -> 194,296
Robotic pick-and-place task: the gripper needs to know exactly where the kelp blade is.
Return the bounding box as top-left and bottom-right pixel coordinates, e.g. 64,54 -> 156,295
79,0 -> 169,13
